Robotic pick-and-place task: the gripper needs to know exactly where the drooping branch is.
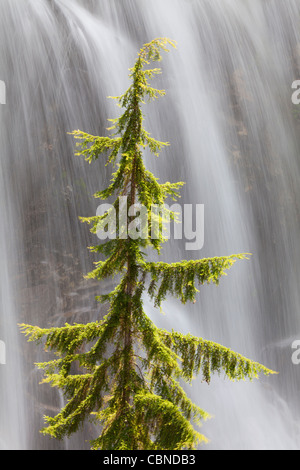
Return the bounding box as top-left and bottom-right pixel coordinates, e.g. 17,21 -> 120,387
143,254 -> 251,306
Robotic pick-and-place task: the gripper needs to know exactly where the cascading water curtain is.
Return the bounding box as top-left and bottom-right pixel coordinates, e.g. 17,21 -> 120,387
1,0 -> 300,449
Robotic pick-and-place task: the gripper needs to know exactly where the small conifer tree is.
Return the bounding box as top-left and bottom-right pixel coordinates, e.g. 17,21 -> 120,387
20,38 -> 275,450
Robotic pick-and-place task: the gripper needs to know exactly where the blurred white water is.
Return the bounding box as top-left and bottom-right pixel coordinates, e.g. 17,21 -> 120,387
0,0 -> 300,449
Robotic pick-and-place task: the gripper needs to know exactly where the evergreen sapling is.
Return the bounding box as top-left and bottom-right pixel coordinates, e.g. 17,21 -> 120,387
20,38 -> 276,450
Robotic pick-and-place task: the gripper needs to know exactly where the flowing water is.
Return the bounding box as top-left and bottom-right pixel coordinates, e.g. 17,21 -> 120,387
1,0 -> 300,450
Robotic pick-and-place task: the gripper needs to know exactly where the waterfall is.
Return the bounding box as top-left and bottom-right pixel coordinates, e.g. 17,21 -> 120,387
1,0 -> 300,449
